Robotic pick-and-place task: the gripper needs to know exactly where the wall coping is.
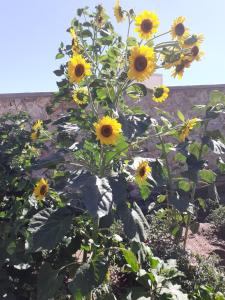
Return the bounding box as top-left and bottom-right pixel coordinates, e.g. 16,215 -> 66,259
0,84 -> 225,99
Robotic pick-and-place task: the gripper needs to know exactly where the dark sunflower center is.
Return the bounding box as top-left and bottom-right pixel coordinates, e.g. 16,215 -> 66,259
175,23 -> 185,36
176,63 -> 185,73
101,125 -> 113,137
75,64 -> 85,77
40,185 -> 47,196
191,46 -> 199,57
141,19 -> 153,33
134,55 -> 148,72
154,88 -> 164,98
139,166 -> 146,177
77,92 -> 85,101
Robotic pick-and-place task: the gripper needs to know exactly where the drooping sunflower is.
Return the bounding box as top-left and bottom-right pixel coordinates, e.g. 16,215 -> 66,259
72,87 -> 89,106
94,116 -> 122,145
69,27 -> 80,54
171,16 -> 189,41
135,11 -> 159,40
95,4 -> 106,28
161,52 -> 183,70
181,34 -> 204,48
171,59 -> 191,79
68,55 -> 91,84
114,0 -> 126,23
152,85 -> 170,103
135,161 -> 151,185
33,178 -> 49,201
179,118 -> 199,142
128,46 -> 156,82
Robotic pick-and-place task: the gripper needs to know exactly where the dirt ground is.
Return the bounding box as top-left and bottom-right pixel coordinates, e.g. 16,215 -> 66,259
186,223 -> 225,265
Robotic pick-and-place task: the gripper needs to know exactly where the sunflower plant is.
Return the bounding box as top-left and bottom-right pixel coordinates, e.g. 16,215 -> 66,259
4,2 -> 224,300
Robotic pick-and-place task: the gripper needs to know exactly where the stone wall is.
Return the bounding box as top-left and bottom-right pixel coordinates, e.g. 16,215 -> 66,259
1,84 -> 225,120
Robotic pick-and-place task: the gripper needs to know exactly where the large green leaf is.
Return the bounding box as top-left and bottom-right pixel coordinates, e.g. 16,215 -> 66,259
69,255 -> 108,296
121,248 -> 140,272
126,83 -> 147,100
119,113 -> 151,141
37,263 -> 63,300
28,206 -> 74,251
70,171 -> 113,218
199,169 -> 216,183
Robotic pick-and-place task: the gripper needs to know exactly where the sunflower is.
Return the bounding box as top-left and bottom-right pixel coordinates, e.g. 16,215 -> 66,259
68,55 -> 91,84
171,59 -> 191,79
33,178 -> 49,201
95,5 -> 106,28
94,116 -> 122,145
72,87 -> 89,106
128,46 -> 156,82
32,120 -> 43,131
135,161 -> 151,185
31,131 -> 40,141
135,11 -> 159,40
31,120 -> 43,141
69,27 -> 79,54
188,45 -> 204,62
179,118 -> 199,142
114,0 -> 126,23
171,16 -> 189,41
152,85 -> 170,103
181,34 -> 204,48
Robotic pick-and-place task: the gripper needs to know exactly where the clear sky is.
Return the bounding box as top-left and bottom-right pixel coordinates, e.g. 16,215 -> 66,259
0,0 -> 225,93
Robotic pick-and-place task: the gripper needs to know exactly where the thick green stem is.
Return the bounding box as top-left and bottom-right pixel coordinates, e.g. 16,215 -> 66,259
183,121 -> 209,249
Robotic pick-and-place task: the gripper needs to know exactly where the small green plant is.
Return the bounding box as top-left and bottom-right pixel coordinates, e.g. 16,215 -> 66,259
208,205 -> 225,238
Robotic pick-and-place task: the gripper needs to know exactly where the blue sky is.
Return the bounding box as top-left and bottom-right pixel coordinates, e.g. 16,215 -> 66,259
0,0 -> 225,93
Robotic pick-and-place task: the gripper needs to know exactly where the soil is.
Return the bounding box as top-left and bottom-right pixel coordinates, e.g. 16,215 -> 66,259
186,223 -> 225,265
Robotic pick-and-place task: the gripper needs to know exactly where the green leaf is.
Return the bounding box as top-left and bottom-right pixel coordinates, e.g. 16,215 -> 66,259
37,263 -> 63,300
199,169 -> 216,183
69,171 -> 113,218
69,255 -> 108,296
55,53 -> 65,59
157,194 -> 167,203
139,184 -> 151,200
31,152 -> 65,170
208,90 -> 225,106
126,83 -> 147,100
217,157 -> 225,173
121,249 -> 139,272
215,292 -> 225,300
127,37 -> 137,47
149,257 -> 160,269
28,207 -> 74,251
82,29 -> 92,38
178,180 -> 191,192
177,110 -> 185,122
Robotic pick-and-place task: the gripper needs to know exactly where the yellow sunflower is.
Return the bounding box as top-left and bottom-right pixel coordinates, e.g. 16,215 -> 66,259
114,0 -> 126,23
33,178 -> 49,201
72,87 -> 89,106
179,118 -> 199,142
68,55 -> 91,84
32,120 -> 43,131
69,28 -> 79,54
128,46 -> 156,82
135,161 -> 151,185
189,45 -> 204,62
171,16 -> 189,41
171,59 -> 191,79
31,131 -> 40,141
94,116 -> 122,145
152,85 -> 170,103
135,11 -> 159,40
181,34 -> 204,48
